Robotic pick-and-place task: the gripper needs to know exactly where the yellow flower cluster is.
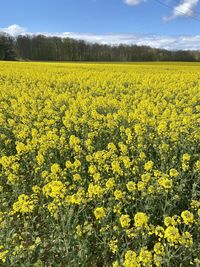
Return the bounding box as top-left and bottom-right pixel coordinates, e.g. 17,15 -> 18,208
0,61 -> 199,266
12,194 -> 36,214
42,180 -> 66,199
94,207 -> 106,220
134,212 -> 149,228
0,246 -> 9,263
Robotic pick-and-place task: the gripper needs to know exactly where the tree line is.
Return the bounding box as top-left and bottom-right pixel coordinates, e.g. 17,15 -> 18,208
1,32 -> 200,62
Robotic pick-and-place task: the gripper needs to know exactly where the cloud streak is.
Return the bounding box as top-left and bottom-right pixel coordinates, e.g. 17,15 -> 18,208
164,0 -> 199,20
124,0 -> 145,6
123,0 -> 200,20
1,24 -> 200,50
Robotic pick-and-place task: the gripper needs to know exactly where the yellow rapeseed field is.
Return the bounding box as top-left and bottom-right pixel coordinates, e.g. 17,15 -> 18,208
0,61 -> 200,266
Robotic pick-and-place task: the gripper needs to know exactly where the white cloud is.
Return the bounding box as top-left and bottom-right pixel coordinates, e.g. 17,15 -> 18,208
1,24 -> 200,50
124,0 -> 145,5
0,24 -> 27,36
123,0 -> 199,20
164,0 -> 199,20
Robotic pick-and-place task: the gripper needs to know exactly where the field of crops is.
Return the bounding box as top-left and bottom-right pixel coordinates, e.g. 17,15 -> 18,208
0,61 -> 200,266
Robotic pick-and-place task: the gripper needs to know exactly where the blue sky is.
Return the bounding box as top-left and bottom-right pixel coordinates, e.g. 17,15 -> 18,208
1,0 -> 200,50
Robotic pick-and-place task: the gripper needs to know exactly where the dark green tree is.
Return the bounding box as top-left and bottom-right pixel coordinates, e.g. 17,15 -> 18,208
0,34 -> 16,60
0,32 -> 199,62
